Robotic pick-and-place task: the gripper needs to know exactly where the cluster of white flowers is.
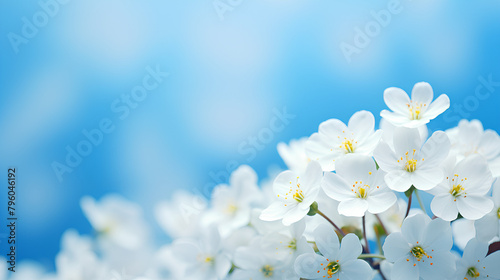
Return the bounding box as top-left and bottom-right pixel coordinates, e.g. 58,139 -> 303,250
9,82 -> 500,280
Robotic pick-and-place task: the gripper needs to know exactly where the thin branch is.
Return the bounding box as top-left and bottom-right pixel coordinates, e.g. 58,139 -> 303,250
317,210 -> 346,237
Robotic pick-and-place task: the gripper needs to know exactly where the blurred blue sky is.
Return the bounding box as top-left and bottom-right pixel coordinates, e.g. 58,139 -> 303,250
1,0 -> 500,270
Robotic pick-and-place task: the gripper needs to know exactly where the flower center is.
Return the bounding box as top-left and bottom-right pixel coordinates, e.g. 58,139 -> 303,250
448,174 -> 468,199
293,187 -> 305,203
467,267 -> 480,278
399,149 -> 418,172
288,239 -> 297,250
226,203 -> 238,214
450,184 -> 464,197
351,181 -> 371,199
341,139 -> 356,153
197,254 -> 214,265
411,246 -> 428,261
407,102 -> 427,120
260,265 -> 274,277
326,261 -> 340,277
497,207 -> 500,219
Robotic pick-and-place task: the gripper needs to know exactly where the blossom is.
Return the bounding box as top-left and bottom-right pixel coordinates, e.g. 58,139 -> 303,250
454,238 -> 500,280
294,224 -> 372,280
260,220 -> 314,262
260,161 -> 322,226
380,118 -> 428,150
373,127 -> 450,192
380,82 -> 450,128
321,154 -> 397,217
277,137 -> 310,174
231,239 -> 296,280
171,226 -> 231,280
204,165 -> 263,236
306,110 -> 382,171
80,195 -> 150,250
155,191 -> 207,239
474,178 -> 500,243
429,155 -> 494,221
446,119 -> 500,177
383,214 -> 455,280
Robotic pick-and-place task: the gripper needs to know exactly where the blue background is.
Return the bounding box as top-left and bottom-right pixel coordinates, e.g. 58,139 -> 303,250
1,0 -> 500,271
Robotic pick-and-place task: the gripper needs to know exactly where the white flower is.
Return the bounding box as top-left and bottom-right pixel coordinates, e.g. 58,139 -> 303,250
260,220 -> 314,262
429,155 -> 494,221
155,191 -> 207,239
380,118 -> 428,150
204,165 -> 263,236
80,195 -> 150,250
373,127 -> 450,192
294,224 -> 372,280
171,226 -> 231,280
260,161 -> 322,226
451,218 -> 476,251
380,82 -> 450,128
55,229 -> 109,280
306,110 -> 382,171
383,214 -> 455,280
277,137 -> 310,174
321,154 -> 397,217
454,238 -> 500,280
475,178 -> 500,243
231,239 -> 296,280
446,119 -> 500,177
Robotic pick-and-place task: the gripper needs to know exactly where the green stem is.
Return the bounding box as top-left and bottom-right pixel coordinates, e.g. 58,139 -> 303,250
414,189 -> 427,215
358,254 -> 386,260
405,189 -> 413,218
362,215 -> 370,254
317,210 -> 346,237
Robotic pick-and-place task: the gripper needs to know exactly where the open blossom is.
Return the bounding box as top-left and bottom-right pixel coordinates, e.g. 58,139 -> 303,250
373,127 -> 450,192
306,110 -> 382,171
446,119 -> 500,177
474,178 -> 500,243
383,214 -> 455,280
454,238 -> 500,280
260,161 -> 322,226
204,165 -> 263,236
429,155 -> 494,221
294,224 -> 372,280
261,220 -> 314,263
380,82 -> 450,128
277,137 -> 310,174
321,154 -> 397,217
171,226 -> 231,280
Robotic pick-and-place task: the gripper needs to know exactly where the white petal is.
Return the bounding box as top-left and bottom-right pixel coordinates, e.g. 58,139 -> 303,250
381,110 -> 411,126
430,194 -> 458,221
294,253 -> 328,279
338,198 -> 369,217
474,211 -> 499,243
418,251 -> 455,280
318,118 -> 348,139
302,160 -> 323,190
411,168 -> 443,191
391,255 -> 419,280
339,259 -> 373,280
482,251 -> 500,278
383,232 -> 411,262
321,172 -> 353,201
366,192 -> 397,214
373,141 -> 399,172
419,131 -> 450,169
411,82 -> 434,105
456,195 -> 494,220
401,214 -> 429,244
479,130 -> 500,160
423,94 -> 450,120
422,218 -> 453,252
393,127 -> 421,157
385,170 -> 413,192
339,233 -> 363,262
335,154 -> 376,183
306,132 -> 340,171
233,247 -> 263,270
282,204 -> 310,226
260,201 -> 288,221
384,87 -> 411,115
454,155 -> 493,195
348,110 -> 376,141
462,238 -> 489,265
273,170 -> 296,199
314,224 -> 340,258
